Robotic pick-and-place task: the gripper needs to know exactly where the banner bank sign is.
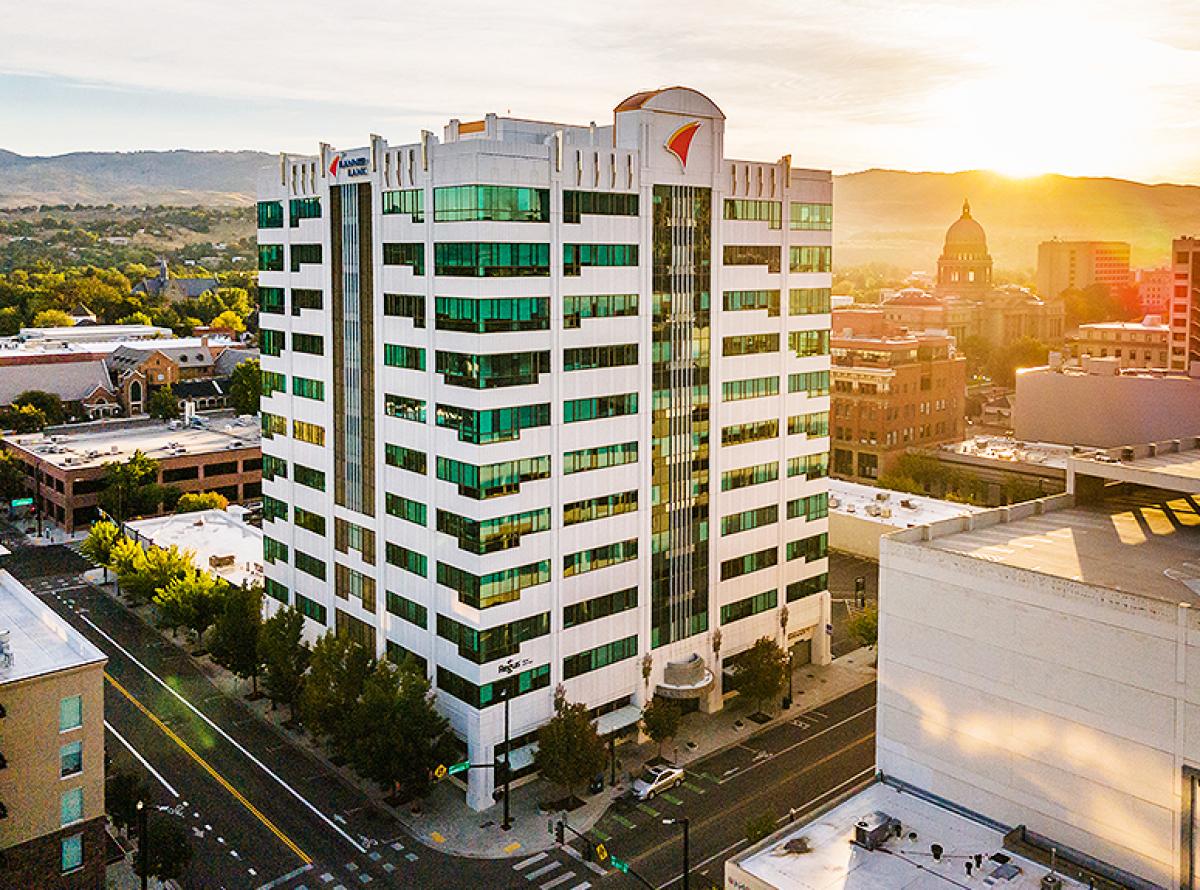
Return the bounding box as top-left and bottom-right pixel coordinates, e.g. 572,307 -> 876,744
329,151 -> 370,182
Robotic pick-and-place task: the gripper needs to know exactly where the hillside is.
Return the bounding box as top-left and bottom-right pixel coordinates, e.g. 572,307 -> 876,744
1,151 -> 1197,270
834,169 -> 1200,270
0,150 -> 269,207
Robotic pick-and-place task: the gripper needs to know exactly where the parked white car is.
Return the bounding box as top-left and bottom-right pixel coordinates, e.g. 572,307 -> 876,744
632,764 -> 684,800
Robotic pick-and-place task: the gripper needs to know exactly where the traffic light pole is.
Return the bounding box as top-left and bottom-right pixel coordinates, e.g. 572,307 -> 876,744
501,686 -> 511,831
554,818 -> 654,888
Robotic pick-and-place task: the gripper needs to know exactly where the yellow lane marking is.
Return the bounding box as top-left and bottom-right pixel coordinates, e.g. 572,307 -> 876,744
431,831 -> 446,843
104,671 -> 312,865
503,841 -> 521,854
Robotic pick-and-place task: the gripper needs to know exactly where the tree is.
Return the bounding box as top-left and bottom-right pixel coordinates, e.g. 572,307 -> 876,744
959,334 -> 994,381
640,697 -> 682,758
112,540 -> 192,607
302,631 -> 375,759
80,520 -> 121,580
117,311 -> 153,326
12,390 -> 65,426
535,686 -> 607,804
350,659 -> 452,801
987,336 -> 1049,387
98,450 -> 165,521
0,450 -> 28,503
212,309 -> 246,333
847,605 -> 879,648
228,357 -> 260,416
106,770 -> 150,835
0,307 -> 21,336
154,570 -> 226,644
147,385 -> 180,420
133,816 -> 192,882
732,638 -> 789,716
210,584 -> 264,694
175,491 -> 229,513
259,606 -> 309,721
7,403 -> 47,433
30,308 -> 74,328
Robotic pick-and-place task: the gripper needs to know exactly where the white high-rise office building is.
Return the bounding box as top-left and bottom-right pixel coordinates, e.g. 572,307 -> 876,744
256,87 -> 832,810
1170,236 -> 1199,375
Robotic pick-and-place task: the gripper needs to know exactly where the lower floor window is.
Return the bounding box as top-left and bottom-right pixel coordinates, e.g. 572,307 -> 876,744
61,833 -> 83,872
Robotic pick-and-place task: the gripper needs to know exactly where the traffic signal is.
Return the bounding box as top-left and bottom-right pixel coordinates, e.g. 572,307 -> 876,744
555,820 -> 564,845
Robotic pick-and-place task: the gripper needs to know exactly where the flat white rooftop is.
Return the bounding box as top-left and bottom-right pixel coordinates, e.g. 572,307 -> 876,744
0,334 -> 233,361
6,415 -> 260,471
727,781 -> 1086,890
829,479 -> 983,529
0,570 -> 105,685
912,490 -> 1200,605
1070,437 -> 1200,495
937,436 -> 1073,470
126,509 -> 262,588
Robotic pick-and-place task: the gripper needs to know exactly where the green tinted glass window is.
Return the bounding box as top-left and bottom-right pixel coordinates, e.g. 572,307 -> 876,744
434,186 -> 549,222
434,242 -> 550,277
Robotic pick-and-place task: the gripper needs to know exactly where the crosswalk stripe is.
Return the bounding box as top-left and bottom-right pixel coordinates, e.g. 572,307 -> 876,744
514,853 -> 547,871
526,862 -> 561,880
540,873 -> 576,889
568,884 -> 591,890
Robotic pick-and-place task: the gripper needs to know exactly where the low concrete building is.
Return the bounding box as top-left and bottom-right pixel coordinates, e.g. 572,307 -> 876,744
877,437 -> 1200,888
828,479 -> 982,560
1014,360 -> 1200,447
923,436 -> 1071,505
0,571 -> 107,889
126,507 -> 263,588
3,415 -> 262,533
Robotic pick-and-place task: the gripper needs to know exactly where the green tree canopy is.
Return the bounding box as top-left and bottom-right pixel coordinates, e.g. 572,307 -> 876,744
175,491 -> 229,513
534,686 -> 607,803
105,770 -> 150,835
847,606 -> 879,648
210,584 -> 264,693
154,569 -> 227,643
259,606 -> 309,720
12,390 -> 65,425
212,309 -> 246,333
640,697 -> 682,758
302,631 -> 376,759
6,403 -> 47,433
97,450 -> 163,521
0,450 -> 28,502
228,357 -> 260,416
134,816 -> 192,882
112,540 -> 193,607
80,520 -> 121,567
732,637 -> 789,715
147,385 -> 180,420
30,308 -> 74,328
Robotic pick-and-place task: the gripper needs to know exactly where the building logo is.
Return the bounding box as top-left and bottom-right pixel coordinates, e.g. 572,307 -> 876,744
328,153 -> 369,179
664,121 -> 701,170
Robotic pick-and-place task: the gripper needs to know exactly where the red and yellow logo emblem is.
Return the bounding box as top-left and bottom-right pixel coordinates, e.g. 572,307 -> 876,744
665,121 -> 701,170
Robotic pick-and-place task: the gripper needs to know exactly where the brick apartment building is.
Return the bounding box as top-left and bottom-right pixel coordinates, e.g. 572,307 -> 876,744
829,308 -> 966,482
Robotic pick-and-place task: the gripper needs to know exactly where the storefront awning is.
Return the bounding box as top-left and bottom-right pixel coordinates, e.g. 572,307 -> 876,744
501,741 -> 539,773
593,704 -> 643,737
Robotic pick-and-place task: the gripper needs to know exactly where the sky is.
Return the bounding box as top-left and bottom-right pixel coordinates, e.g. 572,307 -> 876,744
3,0 -> 1200,183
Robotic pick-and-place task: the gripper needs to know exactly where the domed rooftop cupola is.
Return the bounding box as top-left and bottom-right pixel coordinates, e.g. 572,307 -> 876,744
935,199 -> 993,296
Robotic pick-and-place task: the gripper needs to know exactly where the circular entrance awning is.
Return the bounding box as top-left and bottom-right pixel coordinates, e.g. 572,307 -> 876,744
655,653 -> 714,699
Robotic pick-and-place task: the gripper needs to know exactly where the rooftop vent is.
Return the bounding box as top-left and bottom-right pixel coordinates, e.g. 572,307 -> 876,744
853,811 -> 900,851
0,630 -> 12,672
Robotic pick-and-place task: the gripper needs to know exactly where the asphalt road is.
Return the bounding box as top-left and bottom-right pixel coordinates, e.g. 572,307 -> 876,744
14,543 -> 876,890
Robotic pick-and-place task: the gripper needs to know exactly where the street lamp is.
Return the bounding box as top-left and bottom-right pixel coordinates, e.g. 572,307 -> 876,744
500,684 -> 512,831
662,817 -> 690,890
136,799 -> 148,890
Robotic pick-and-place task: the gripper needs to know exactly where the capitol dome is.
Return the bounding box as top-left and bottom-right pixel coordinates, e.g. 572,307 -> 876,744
943,199 -> 987,252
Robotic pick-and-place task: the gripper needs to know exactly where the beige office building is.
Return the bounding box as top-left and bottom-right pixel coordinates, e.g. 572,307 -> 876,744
1067,315 -> 1169,368
0,571 -> 107,889
1036,239 -> 1131,299
1171,237 -> 1200,375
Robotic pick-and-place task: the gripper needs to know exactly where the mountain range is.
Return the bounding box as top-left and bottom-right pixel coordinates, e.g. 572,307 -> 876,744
2,150 -> 1197,270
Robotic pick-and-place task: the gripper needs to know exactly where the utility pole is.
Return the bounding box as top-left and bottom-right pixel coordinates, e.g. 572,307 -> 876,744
662,817 -> 690,890
136,798 -> 148,890
501,684 -> 512,831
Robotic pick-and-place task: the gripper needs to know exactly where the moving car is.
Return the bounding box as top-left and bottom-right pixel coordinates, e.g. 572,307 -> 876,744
632,764 -> 684,800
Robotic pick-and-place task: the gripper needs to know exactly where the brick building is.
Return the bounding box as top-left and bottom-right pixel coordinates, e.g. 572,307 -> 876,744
829,308 -> 966,482
3,415 -> 262,533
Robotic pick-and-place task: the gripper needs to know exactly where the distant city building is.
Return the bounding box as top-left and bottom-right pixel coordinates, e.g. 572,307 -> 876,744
3,414 -> 262,532
0,360 -> 119,420
829,320 -> 966,483
923,436 -> 1070,505
1036,238 -> 1131,300
1066,314 -> 1169,368
131,258 -> 219,302
257,86 -> 833,811
1135,266 -> 1173,315
15,323 -> 174,345
1170,236 -> 1200,375
0,571 -> 107,888
827,478 -> 982,560
1014,358 -> 1200,446
935,199 -> 993,297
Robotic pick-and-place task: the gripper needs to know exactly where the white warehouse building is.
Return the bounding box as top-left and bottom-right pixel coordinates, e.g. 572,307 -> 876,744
256,87 -> 833,811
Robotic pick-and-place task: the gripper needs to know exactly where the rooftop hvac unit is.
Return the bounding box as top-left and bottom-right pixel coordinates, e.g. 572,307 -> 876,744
0,630 -> 12,672
853,811 -> 900,851
900,499 -> 916,509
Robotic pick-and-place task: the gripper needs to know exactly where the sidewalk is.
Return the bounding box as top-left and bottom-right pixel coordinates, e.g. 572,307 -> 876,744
402,647 -> 877,859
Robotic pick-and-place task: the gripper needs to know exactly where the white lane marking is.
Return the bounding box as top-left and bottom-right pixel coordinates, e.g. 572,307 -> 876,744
78,611 -> 368,853
717,706 -> 876,785
255,863 -> 314,890
540,872 -> 577,889
104,719 -> 180,797
514,852 -> 548,870
569,884 -> 592,890
526,861 -> 561,880
653,765 -> 876,890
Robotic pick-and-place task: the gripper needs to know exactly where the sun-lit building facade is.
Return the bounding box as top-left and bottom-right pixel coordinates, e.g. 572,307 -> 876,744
255,87 -> 833,810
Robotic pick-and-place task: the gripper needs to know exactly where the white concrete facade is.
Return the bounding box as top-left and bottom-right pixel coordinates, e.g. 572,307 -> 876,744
878,495 -> 1200,888
257,87 -> 832,810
